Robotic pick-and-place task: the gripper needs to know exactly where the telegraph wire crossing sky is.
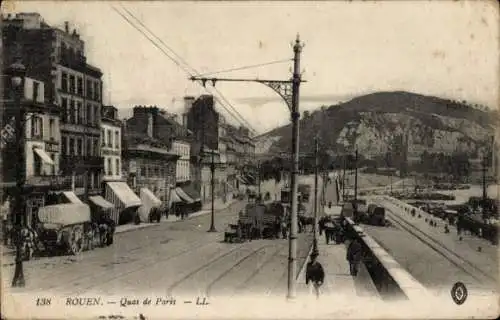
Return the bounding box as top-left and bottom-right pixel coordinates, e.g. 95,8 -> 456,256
7,1 -> 499,134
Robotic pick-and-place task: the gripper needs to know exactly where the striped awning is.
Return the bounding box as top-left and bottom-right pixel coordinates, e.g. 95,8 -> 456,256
106,182 -> 142,208
175,187 -> 195,204
33,148 -> 54,165
63,191 -> 83,204
89,196 -> 114,210
237,176 -> 250,184
168,188 -> 182,207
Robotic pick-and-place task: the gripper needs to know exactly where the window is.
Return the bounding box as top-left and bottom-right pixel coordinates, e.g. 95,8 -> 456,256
61,72 -> 68,91
107,130 -> 112,147
77,138 -> 83,156
49,119 -> 55,140
114,131 -> 119,150
77,77 -> 83,95
68,100 -> 74,124
101,129 -> 105,146
31,116 -> 43,138
87,138 -> 92,156
61,136 -> 67,155
93,105 -> 99,125
69,138 -> 75,156
87,103 -> 93,125
77,102 -> 83,124
69,75 -> 75,94
61,98 -> 68,123
115,159 -> 120,176
94,82 -> 100,101
85,80 -> 94,99
74,101 -> 79,124
33,81 -> 40,102
107,158 -> 112,176
93,138 -> 99,157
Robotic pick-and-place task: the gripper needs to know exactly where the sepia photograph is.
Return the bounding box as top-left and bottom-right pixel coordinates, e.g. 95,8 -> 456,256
0,1 -> 498,319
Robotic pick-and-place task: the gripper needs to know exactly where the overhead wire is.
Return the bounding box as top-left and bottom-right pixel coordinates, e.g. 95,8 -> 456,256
194,59 -> 292,78
113,4 -> 258,134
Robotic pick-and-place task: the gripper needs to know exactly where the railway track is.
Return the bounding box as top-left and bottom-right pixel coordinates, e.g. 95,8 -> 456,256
166,243 -> 271,295
205,244 -> 283,297
64,240 -> 227,295
382,207 -> 495,286
231,244 -> 287,296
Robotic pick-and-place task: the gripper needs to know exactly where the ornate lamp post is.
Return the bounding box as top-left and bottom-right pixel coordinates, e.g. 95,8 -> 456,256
190,35 -> 305,299
9,60 -> 27,288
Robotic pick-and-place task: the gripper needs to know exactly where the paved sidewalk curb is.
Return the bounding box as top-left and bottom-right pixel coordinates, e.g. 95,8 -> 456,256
115,199 -> 240,235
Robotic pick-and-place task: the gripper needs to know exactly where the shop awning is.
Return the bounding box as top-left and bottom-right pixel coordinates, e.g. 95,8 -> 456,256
180,184 -> 201,202
237,176 -> 250,184
170,189 -> 182,203
106,182 -> 142,208
138,188 -> 162,223
34,148 -> 54,165
89,196 -> 114,210
63,191 -> 83,204
175,187 -> 195,204
140,188 -> 162,207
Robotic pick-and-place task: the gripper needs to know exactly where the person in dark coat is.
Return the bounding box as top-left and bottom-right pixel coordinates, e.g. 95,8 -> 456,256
305,251 -> 325,298
346,239 -> 363,276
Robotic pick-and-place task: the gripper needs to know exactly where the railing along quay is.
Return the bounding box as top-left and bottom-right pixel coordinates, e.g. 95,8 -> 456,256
343,216 -> 430,301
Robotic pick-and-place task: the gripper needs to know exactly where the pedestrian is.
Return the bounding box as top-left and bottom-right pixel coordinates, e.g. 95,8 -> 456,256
305,251 -> 324,299
324,219 -> 335,245
346,238 -> 363,276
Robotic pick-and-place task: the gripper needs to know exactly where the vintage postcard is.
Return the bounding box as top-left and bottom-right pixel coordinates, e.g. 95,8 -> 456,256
1,0 -> 499,319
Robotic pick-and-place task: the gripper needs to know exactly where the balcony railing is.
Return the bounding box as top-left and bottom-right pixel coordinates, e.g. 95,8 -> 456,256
26,174 -> 86,189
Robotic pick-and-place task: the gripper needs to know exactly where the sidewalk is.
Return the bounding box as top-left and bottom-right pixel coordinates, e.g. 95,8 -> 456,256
114,197 -> 239,234
297,239 -> 381,299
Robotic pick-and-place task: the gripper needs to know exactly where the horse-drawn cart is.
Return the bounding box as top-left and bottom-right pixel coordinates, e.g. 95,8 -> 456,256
35,203 -> 92,255
224,202 -> 287,242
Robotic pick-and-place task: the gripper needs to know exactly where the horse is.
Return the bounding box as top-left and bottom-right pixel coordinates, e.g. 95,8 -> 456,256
298,215 -> 315,233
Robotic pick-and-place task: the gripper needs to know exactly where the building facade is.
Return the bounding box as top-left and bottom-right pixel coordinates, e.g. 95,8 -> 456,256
56,22 -> 103,195
123,106 -> 180,202
101,105 -> 122,182
185,95 -> 220,199
2,13 -> 104,198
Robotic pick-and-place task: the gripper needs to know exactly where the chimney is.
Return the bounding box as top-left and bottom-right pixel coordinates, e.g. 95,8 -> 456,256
64,21 -> 69,33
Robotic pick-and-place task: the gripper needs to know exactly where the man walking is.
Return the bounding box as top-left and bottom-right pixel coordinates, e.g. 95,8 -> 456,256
305,251 -> 325,299
346,238 -> 363,276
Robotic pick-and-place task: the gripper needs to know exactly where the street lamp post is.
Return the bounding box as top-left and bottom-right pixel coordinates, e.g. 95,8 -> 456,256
9,60 -> 27,288
312,137 -> 319,256
208,150 -> 217,232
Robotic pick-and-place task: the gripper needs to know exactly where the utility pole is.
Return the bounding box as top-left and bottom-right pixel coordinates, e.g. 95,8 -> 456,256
209,150 -> 216,232
342,157 -> 346,202
312,137 -> 319,256
354,149 -> 358,201
482,153 -> 487,209
9,59 -> 27,288
190,35 -> 305,300
257,160 -> 261,198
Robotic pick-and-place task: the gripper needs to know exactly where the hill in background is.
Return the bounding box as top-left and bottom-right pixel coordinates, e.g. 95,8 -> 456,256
255,91 -> 496,160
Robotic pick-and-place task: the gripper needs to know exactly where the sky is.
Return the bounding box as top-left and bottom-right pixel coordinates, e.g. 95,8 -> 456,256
4,0 -> 499,134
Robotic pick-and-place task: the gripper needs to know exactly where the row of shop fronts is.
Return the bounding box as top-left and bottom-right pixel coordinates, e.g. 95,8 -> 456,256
1,179 -> 202,229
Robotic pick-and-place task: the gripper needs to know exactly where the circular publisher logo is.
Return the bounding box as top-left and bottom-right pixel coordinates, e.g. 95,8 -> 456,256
451,282 -> 468,305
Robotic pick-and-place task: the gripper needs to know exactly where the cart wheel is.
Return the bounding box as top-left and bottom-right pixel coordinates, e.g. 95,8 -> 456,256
69,226 -> 83,255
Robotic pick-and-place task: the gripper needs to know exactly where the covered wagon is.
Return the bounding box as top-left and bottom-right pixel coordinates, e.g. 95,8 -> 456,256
36,203 -> 91,255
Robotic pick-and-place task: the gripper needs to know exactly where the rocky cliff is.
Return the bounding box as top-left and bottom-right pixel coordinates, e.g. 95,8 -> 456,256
255,91 -> 496,159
